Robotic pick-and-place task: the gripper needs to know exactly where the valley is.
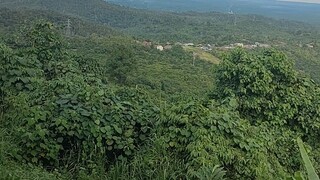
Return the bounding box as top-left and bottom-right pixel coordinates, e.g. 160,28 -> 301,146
0,0 -> 320,179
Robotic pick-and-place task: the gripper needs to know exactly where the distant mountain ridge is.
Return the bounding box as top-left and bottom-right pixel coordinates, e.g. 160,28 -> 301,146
108,0 -> 320,24
0,0 -> 317,42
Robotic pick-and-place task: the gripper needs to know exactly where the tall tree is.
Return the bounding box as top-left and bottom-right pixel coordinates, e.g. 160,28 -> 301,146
108,44 -> 136,84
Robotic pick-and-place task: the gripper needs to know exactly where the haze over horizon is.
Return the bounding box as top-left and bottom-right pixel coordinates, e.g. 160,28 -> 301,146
278,0 -> 320,4
109,0 -> 320,24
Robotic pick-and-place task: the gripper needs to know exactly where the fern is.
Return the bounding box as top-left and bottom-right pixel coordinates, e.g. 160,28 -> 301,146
193,165 -> 226,180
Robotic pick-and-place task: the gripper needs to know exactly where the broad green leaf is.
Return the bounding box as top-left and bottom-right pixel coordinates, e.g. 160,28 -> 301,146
229,98 -> 238,108
57,137 -> 64,143
297,138 -> 320,180
97,90 -> 104,96
56,99 -> 69,105
113,125 -> 122,134
94,119 -> 100,125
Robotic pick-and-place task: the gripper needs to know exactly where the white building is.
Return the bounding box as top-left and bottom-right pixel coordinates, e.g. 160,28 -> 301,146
156,45 -> 164,51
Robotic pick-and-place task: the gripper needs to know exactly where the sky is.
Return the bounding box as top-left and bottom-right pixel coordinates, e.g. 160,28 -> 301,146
279,0 -> 320,4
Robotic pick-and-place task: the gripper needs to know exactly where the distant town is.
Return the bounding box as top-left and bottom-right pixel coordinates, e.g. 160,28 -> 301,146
139,40 -> 315,52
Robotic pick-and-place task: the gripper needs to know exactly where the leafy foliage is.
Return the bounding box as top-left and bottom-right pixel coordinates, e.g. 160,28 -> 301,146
1,6 -> 320,179
209,48 -> 320,178
158,99 -> 297,179
212,49 -> 320,134
1,22 -> 159,170
194,165 -> 226,180
107,44 -> 136,84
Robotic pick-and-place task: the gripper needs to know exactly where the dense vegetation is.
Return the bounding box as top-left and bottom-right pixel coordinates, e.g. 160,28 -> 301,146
1,0 -> 320,179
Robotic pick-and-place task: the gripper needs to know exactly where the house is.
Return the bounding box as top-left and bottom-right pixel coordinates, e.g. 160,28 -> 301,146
259,44 -> 270,48
234,43 -> 244,47
218,46 -> 234,51
306,43 -> 314,48
164,45 -> 172,50
156,45 -> 164,51
255,42 -> 270,48
184,43 -> 195,46
201,44 -> 212,51
243,45 -> 254,49
143,40 -> 152,47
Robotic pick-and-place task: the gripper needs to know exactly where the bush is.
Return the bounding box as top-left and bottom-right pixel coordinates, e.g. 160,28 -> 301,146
0,22 -> 159,170
157,99 -> 291,179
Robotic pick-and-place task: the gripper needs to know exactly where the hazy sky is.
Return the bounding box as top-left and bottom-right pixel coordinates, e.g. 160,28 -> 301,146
278,0 -> 320,4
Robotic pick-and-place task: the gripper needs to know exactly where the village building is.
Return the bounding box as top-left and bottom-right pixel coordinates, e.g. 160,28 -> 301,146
306,43 -> 314,48
184,43 -> 195,46
234,43 -> 244,47
142,40 -> 152,47
258,44 -> 270,48
164,45 -> 172,50
156,45 -> 164,51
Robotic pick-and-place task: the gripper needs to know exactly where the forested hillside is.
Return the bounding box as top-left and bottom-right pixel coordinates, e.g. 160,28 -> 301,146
1,0 -> 320,179
1,0 -> 320,83
1,0 -> 319,43
109,0 -> 320,24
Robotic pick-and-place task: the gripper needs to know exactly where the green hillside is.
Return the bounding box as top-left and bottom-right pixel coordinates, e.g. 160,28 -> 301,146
1,1 -> 320,179
1,0 -> 318,44
1,0 -> 320,83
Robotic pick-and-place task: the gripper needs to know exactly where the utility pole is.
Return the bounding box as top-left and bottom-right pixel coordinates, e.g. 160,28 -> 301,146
66,18 -> 71,37
193,52 -> 197,66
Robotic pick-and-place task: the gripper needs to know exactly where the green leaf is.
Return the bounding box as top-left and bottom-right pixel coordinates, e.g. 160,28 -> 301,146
27,118 -> 36,126
94,119 -> 100,125
222,113 -> 230,121
56,99 -> 69,105
297,138 -> 320,180
31,157 -> 38,163
57,137 -> 64,143
80,110 -> 90,117
113,125 -> 122,134
294,172 -> 306,180
100,127 -> 106,133
125,150 -> 132,156
229,98 -> 238,108
169,141 -> 175,147
139,134 -> 146,140
67,131 -> 75,136
124,130 -> 133,137
25,84 -> 34,91
38,130 -> 45,138
20,77 -> 29,83
106,140 -> 114,146
40,143 -> 47,149
98,90 -> 104,96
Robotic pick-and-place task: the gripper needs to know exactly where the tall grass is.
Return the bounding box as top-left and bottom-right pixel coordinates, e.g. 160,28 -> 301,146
105,138 -> 188,180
